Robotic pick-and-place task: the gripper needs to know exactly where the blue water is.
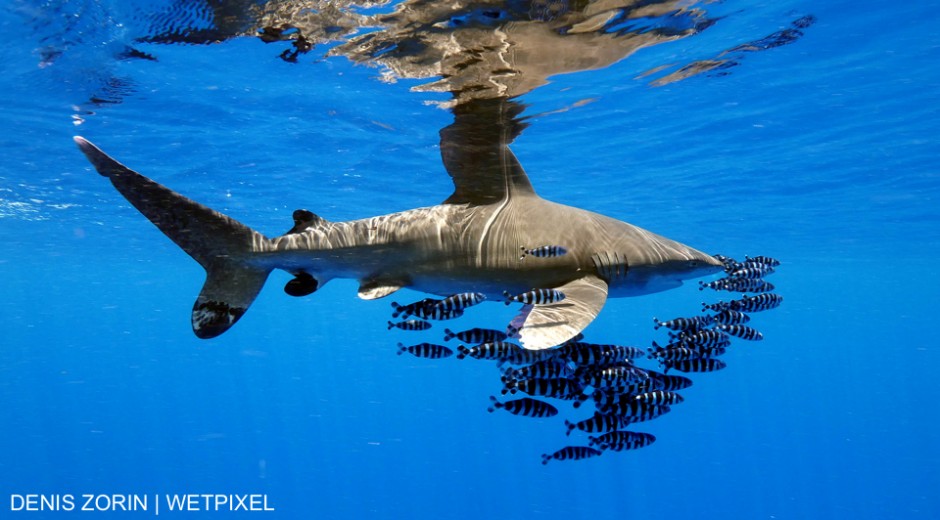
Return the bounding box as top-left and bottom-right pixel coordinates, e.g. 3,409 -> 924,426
2,1 -> 939,518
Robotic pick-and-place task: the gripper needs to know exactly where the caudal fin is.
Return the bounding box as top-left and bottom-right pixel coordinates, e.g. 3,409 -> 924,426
74,136 -> 271,338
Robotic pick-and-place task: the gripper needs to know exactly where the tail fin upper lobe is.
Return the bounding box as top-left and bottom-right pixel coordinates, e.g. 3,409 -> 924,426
74,136 -> 271,338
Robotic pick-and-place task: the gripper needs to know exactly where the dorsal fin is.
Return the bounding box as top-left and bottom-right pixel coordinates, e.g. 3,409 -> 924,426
286,209 -> 326,234
440,98 -> 537,205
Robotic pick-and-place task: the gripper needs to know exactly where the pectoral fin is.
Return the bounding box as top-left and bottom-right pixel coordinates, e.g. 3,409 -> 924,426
358,280 -> 405,300
510,275 -> 609,350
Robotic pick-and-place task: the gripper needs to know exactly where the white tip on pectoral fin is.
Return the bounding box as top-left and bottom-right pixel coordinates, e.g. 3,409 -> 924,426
511,275 -> 609,350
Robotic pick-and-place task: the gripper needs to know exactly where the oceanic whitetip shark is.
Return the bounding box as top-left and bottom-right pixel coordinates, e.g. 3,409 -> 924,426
73,133 -> 722,350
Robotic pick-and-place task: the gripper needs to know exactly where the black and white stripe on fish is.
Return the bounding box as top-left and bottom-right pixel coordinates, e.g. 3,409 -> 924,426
519,245 -> 568,260
488,396 -> 558,418
396,342 -> 453,359
503,288 -> 566,305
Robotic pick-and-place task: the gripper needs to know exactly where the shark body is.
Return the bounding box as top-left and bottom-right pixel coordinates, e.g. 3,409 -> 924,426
74,135 -> 721,350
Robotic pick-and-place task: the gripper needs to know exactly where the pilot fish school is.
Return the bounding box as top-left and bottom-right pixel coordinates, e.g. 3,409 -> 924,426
389,255 -> 782,463
9,493 -> 274,513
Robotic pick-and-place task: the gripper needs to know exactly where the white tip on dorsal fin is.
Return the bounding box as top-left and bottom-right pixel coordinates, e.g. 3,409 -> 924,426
357,280 -> 405,300
512,275 -> 609,350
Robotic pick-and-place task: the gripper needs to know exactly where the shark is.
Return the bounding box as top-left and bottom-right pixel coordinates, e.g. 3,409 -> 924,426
73,124 -> 722,350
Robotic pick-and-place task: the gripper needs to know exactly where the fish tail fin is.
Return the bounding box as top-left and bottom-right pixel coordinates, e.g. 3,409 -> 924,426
74,137 -> 272,339
487,395 -> 501,413
648,341 -> 662,359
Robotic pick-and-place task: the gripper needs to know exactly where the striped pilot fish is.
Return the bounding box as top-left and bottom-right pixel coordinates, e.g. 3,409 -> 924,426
705,294 -> 784,313
576,364 -> 650,389
519,245 -> 569,260
587,385 -> 652,410
588,431 -> 656,451
673,329 -> 731,349
633,390 -> 684,407
503,377 -> 583,399
556,342 -> 609,365
431,292 -> 486,313
648,343 -> 708,363
745,255 -> 781,267
716,324 -> 763,341
733,293 -> 784,313
683,344 -> 728,359
728,265 -> 775,280
700,278 -> 775,293
396,342 -> 454,359
391,298 -> 440,318
498,345 -> 557,366
503,288 -> 566,305
565,412 -> 625,435
598,344 -> 646,361
541,446 -> 602,464
595,400 -> 671,421
711,309 -> 751,325
387,319 -> 432,331
653,315 -> 715,331
618,404 -> 672,426
392,298 -> 464,320
721,258 -> 779,273
487,396 -> 558,418
562,342 -> 645,363
455,341 -> 523,361
502,359 -> 572,382
443,327 -> 508,343
663,358 -> 727,374
423,307 -> 464,321
646,372 -> 694,391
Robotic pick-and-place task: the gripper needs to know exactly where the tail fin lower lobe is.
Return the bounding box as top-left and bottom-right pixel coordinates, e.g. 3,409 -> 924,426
74,136 -> 271,338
